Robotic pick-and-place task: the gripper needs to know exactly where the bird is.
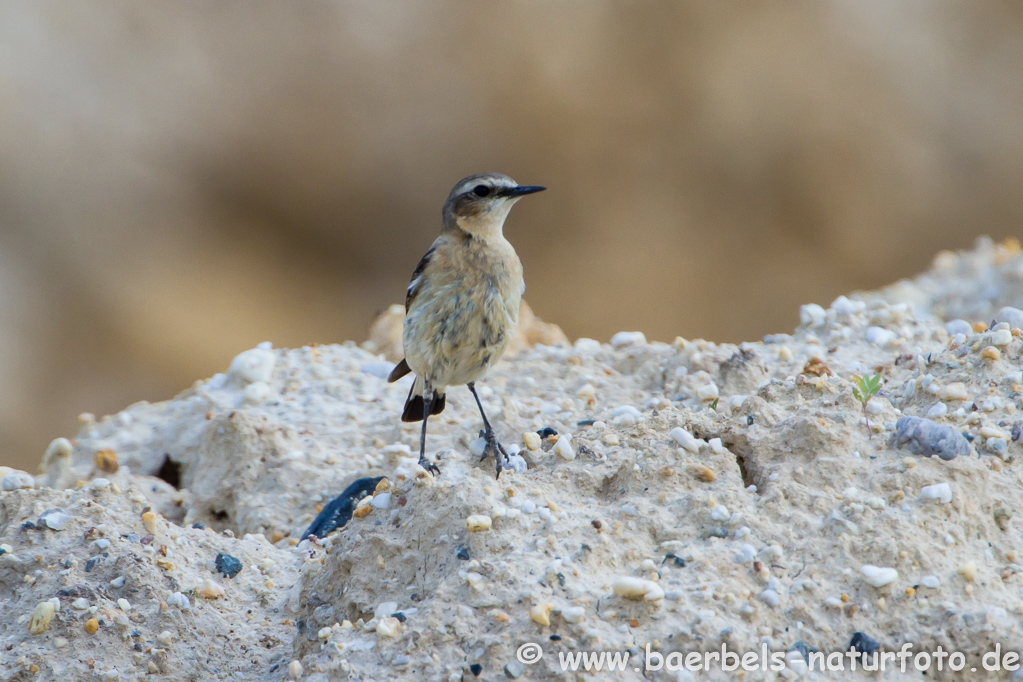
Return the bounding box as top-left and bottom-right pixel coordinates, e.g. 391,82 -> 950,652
387,173 -> 545,477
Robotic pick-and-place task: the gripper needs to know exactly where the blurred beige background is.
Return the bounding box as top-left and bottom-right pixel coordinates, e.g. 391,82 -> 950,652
1,2 -> 1022,472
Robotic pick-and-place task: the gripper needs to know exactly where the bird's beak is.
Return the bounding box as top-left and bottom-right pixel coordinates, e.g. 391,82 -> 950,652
501,185 -> 546,198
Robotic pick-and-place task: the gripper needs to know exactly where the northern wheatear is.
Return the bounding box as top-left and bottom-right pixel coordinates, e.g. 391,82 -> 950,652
388,173 -> 545,477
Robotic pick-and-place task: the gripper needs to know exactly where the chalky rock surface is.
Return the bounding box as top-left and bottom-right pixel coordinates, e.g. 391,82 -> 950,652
2,238 -> 1023,681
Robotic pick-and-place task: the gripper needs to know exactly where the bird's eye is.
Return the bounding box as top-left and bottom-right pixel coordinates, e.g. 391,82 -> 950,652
472,185 -> 491,197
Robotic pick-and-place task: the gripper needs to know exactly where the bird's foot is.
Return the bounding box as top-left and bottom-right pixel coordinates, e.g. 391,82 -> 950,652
418,456 -> 441,476
479,429 -> 509,478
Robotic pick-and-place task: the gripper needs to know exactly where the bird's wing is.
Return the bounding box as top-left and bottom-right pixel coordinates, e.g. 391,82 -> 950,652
405,243 -> 436,312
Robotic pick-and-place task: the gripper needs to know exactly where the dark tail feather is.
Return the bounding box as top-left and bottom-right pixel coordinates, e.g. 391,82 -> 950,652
401,383 -> 446,423
388,358 -> 411,383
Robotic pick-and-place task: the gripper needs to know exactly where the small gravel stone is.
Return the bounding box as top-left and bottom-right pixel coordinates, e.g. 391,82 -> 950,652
376,616 -> 401,637
529,603 -> 553,626
799,304 -> 826,327
466,515 -> 492,532
504,660 -> 525,679
38,509 -> 72,531
945,319 -> 973,337
921,575 -> 940,589
612,576 -> 664,601
215,552 -> 243,578
890,417 -> 970,460
561,606 -> 586,624
610,331 -> 646,347
760,589 -> 780,607
2,473 -> 34,491
995,306 -> 1023,329
849,631 -> 880,657
552,434 -> 575,461
860,565 -> 898,588
522,432 -> 541,451
669,428 -> 700,453
918,482 -> 953,504
167,592 -> 191,610
28,601 -> 56,634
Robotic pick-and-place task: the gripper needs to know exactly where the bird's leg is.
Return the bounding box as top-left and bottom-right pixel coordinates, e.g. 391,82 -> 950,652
418,380 -> 440,475
468,382 -> 508,477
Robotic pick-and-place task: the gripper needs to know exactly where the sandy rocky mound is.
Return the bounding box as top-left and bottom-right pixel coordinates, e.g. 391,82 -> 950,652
2,238 -> 1023,682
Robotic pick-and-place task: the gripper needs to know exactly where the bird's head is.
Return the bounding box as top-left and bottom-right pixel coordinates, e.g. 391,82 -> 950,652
442,173 -> 545,238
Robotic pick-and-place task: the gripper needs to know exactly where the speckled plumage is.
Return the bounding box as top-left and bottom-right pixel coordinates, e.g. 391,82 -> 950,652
388,172 -> 544,476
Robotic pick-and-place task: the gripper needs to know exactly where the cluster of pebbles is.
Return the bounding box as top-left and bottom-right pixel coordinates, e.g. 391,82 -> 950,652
2,238 -> 1022,681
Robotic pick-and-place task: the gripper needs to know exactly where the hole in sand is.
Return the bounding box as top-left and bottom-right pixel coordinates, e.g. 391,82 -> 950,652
722,439 -> 759,492
155,454 -> 182,489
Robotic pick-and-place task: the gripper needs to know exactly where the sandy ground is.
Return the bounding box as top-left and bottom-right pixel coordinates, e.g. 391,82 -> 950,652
2,237 -> 1023,681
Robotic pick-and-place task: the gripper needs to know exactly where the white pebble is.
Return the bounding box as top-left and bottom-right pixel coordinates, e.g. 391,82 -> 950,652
167,592 -> 191,610
831,295 -> 864,316
610,405 -> 641,419
561,606 -> 586,624
228,347 -> 276,385
865,326 -> 896,346
117,598 -> 131,612
468,438 -> 487,458
707,438 -> 723,454
2,473 -> 34,491
553,434 -> 575,461
374,601 -> 398,619
734,544 -> 757,564
990,329 -> 1013,346
945,319 -> 973,337
669,428 -> 701,454
612,576 -> 664,601
710,505 -> 730,522
921,575 -> 940,589
110,575 -> 125,588
918,482 -> 953,504
376,616 -> 401,638
288,660 -> 303,680
799,304 -> 826,328
39,509 -> 71,531
926,402 -> 948,419
759,589 -> 780,608
860,565 -> 898,588
697,383 -> 719,402
610,331 -> 646,347
939,383 -> 969,401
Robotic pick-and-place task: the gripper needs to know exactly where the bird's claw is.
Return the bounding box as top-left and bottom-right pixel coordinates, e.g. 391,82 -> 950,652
479,429 -> 509,478
418,457 -> 441,476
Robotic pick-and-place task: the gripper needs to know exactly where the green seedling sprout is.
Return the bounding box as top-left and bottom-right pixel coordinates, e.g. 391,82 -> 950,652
852,373 -> 882,438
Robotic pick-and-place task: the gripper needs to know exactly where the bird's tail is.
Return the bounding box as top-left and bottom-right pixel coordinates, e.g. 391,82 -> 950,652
401,375 -> 446,423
